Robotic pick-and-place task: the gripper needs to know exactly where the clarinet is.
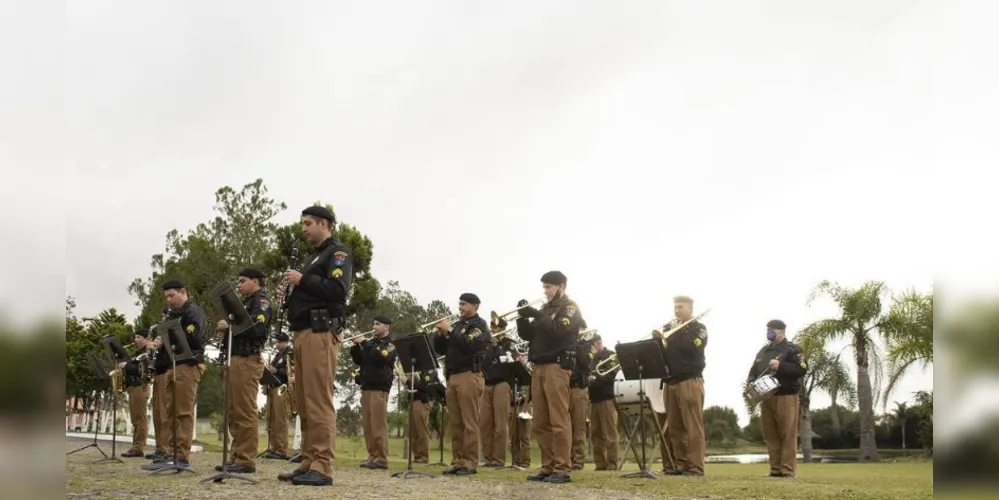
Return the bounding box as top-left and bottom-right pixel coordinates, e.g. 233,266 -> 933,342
274,245 -> 300,340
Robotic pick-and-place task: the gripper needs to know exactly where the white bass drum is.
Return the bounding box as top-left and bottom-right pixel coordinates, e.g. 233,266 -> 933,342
613,378 -> 666,414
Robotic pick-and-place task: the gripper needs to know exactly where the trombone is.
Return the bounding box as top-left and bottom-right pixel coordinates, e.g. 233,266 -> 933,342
490,298 -> 545,327
342,328 -> 374,347
650,308 -> 712,340
593,353 -> 619,376
578,328 -> 599,343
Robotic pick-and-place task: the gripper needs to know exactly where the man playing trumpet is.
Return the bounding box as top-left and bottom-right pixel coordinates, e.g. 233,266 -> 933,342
516,271 -> 584,484
433,293 -> 491,476
349,315 -> 397,470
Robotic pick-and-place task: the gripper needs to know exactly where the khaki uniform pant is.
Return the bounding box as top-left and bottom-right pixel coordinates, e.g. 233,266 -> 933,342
293,329 -> 339,477
480,382 -> 510,465
127,384 -> 150,452
569,387 -> 589,467
761,394 -> 799,474
164,363 -> 205,462
410,399 -> 431,462
361,389 -> 389,467
445,371 -> 484,470
152,373 -> 169,454
266,386 -> 290,455
509,403 -> 532,467
227,354 -> 264,467
531,363 -> 572,476
654,406 -> 675,469
590,399 -> 619,470
666,378 -> 706,474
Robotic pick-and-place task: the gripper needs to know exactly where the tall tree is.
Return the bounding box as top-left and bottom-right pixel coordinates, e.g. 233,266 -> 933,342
881,290 -> 933,408
128,179 -> 286,327
795,333 -> 857,462
801,280 -> 925,462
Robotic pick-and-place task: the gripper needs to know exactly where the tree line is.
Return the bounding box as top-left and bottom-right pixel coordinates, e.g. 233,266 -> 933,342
64,179 -> 934,461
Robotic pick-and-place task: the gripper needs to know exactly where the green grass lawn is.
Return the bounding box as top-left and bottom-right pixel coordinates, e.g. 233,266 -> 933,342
190,434 -> 932,499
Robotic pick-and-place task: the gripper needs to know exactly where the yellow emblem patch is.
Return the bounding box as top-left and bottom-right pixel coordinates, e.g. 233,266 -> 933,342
256,314 -> 266,323
693,338 -> 702,347
561,318 -> 570,327
424,375 -> 431,382
331,268 -> 343,278
185,324 -> 195,334
380,349 -> 388,357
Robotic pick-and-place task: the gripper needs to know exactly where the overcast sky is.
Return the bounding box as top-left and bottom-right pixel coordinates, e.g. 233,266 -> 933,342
4,1 -> 996,426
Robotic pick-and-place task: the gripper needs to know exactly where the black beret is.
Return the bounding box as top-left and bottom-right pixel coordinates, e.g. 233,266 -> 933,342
302,205 -> 335,223
373,315 -> 392,325
272,332 -> 290,342
459,293 -> 480,305
579,318 -> 588,329
541,271 -> 567,286
766,319 -> 787,330
591,334 -> 602,342
162,279 -> 185,291
134,327 -> 150,338
238,267 -> 266,279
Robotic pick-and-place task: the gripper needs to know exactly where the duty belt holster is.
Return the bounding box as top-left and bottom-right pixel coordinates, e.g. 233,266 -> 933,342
472,357 -> 482,373
559,350 -> 576,371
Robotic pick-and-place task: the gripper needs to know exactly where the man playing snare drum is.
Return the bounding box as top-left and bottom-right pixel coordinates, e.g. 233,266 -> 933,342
746,319 -> 807,478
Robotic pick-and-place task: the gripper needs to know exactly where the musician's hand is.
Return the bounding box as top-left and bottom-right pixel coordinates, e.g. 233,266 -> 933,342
517,353 -> 527,364
275,288 -> 286,303
216,319 -> 228,331
289,376 -> 295,384
517,299 -> 529,308
768,359 -> 780,370
282,270 -> 302,286
117,361 -> 126,369
519,306 -> 540,318
435,318 -> 450,332
588,375 -> 596,383
152,338 -> 163,349
267,365 -> 277,373
651,330 -> 663,340
146,342 -> 156,351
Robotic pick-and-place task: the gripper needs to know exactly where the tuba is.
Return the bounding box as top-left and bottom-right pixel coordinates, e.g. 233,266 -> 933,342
108,368 -> 125,392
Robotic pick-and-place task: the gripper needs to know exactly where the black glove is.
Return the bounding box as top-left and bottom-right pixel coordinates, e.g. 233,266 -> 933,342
519,306 -> 540,318
517,299 -> 529,307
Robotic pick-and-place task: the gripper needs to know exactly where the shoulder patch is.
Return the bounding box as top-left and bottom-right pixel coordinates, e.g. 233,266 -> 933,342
565,305 -> 577,318
185,324 -> 195,334
561,317 -> 571,327
331,268 -> 344,278
424,375 -> 431,382
332,250 -> 349,266
467,326 -> 482,340
380,349 -> 389,357
693,337 -> 703,347
256,314 -> 266,323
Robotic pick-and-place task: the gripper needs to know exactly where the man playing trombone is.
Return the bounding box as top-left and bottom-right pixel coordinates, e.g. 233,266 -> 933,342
349,315 -> 397,470
515,271 -> 584,484
433,293 -> 490,476
587,334 -> 620,470
653,295 -> 708,477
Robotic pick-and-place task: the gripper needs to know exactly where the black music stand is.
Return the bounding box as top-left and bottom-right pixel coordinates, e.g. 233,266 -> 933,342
391,334 -> 437,479
67,353 -> 120,463
431,397 -> 448,467
495,360 -> 532,471
200,282 -> 259,485
615,339 -> 667,480
148,320 -> 197,476
99,335 -> 131,463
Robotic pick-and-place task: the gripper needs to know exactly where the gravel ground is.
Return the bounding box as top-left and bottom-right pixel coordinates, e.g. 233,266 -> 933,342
65,439 -> 650,500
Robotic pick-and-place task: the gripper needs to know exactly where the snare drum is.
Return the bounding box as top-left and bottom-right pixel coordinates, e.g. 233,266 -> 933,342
746,374 -> 780,403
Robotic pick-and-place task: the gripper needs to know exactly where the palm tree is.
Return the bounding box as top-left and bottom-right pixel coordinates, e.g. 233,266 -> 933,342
795,333 -> 857,462
889,402 -> 911,449
881,290 -> 933,408
801,280 -> 925,462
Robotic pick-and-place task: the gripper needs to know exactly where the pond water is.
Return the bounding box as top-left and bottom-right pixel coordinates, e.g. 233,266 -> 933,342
706,453 -> 855,464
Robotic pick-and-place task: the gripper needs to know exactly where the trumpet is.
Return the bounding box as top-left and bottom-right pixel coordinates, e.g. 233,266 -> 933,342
342,329 -> 375,347
651,309 -> 712,340
420,314 -> 460,333
594,353 -> 620,376
490,298 -> 545,328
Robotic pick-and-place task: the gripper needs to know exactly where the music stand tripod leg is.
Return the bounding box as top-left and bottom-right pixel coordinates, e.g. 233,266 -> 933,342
619,369 -> 656,479
93,389 -> 124,464
69,357 -> 113,459
430,407 -> 447,467
390,350 -> 434,479
68,393 -> 110,458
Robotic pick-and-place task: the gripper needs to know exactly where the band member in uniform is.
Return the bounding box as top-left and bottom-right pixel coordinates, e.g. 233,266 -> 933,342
433,293 -> 490,476
119,327 -> 152,458
147,279 -> 207,469
407,367 -> 442,463
509,352 -> 533,469
350,315 -> 397,470
277,205 -> 353,487
568,322 -> 593,470
261,332 -> 293,460
146,308 -> 171,461
516,270 -> 584,484
480,318 -> 518,467
653,295 -> 708,476
587,334 -> 620,470
213,267 -> 272,474
746,319 -> 807,478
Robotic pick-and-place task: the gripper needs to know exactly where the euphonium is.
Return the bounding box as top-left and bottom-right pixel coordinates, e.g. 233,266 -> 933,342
108,368 -> 125,392
283,353 -> 297,417
594,353 -> 620,376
